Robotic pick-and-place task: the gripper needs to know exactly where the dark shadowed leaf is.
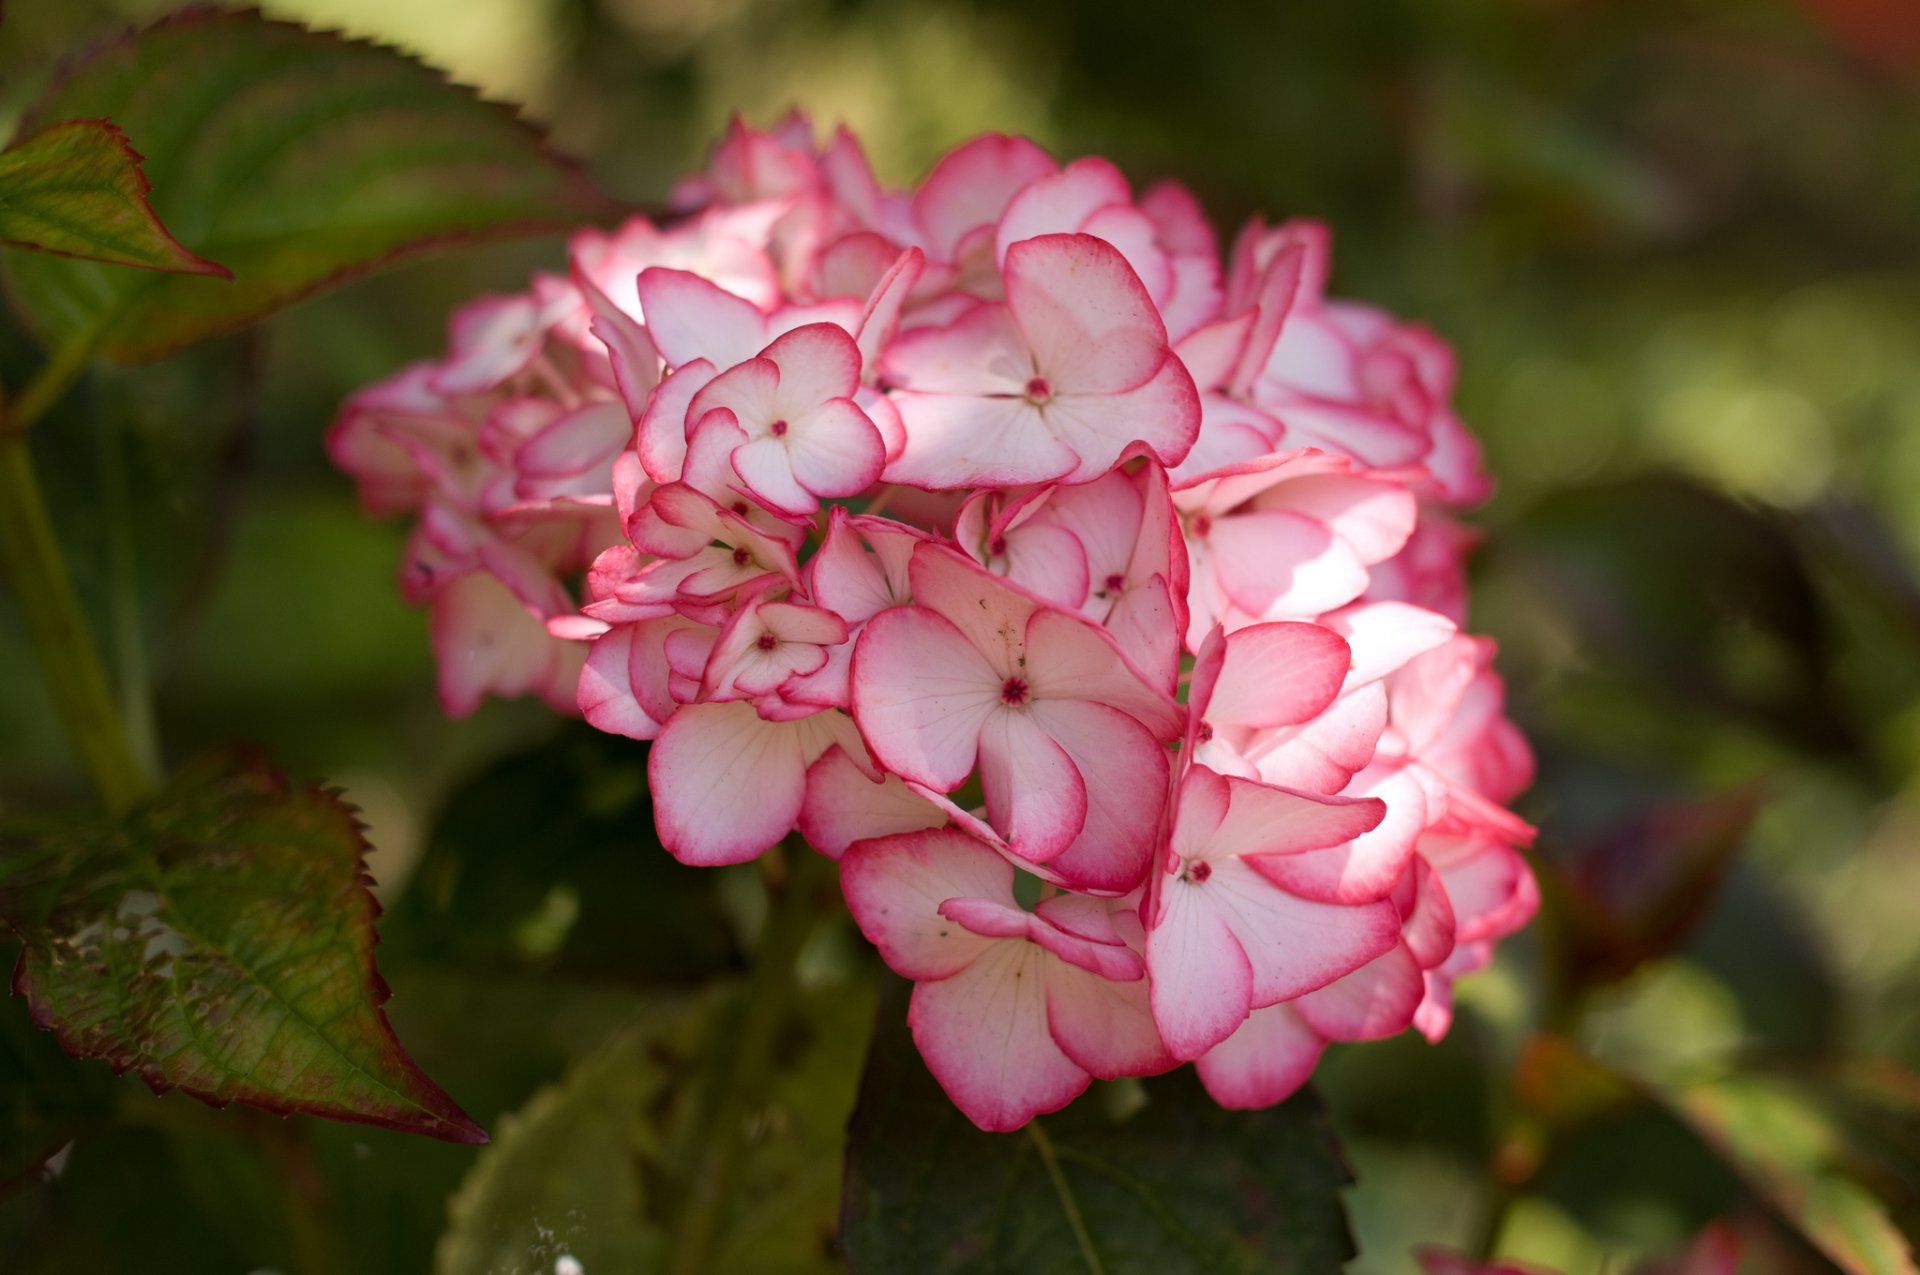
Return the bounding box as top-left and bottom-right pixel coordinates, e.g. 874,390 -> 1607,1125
2,8 -> 616,363
0,756 -> 485,1144
434,1008 -> 684,1275
384,725 -> 740,982
0,118 -> 227,275
840,977 -> 1354,1275
1538,788 -> 1762,992
436,981 -> 867,1275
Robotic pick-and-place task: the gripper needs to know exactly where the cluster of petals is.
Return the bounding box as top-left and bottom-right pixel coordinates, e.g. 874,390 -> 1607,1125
333,114 -> 1537,1131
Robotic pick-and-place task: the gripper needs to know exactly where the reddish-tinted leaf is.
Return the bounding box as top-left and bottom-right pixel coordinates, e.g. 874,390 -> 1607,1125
0,757 -> 486,1144
2,7 -> 617,363
1541,788 -> 1761,991
0,118 -> 227,275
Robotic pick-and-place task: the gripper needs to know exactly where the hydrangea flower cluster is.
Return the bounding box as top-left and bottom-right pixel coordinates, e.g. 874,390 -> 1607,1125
331,117 -> 1537,1132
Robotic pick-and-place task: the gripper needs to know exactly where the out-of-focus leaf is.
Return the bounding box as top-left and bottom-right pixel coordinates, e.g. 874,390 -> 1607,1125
385,725 -> 739,982
840,977 -> 1354,1275
1540,788 -> 1762,991
712,979 -> 873,1274
1673,1076 -> 1919,1275
0,756 -> 485,1144
0,118 -> 226,275
1,8 -> 616,363
436,980 -> 867,1275
1513,1034 -> 1642,1129
1497,477 -> 1867,768
434,1008 -> 686,1275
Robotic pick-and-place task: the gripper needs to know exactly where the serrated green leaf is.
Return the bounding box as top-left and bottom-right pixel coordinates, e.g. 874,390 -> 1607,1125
0,756 -> 486,1144
0,118 -> 227,275
1,7 -> 617,363
840,977 -> 1355,1275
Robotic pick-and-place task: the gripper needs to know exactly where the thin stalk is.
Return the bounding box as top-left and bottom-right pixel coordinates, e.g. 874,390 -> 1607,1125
0,431 -> 152,810
1029,1119 -> 1106,1275
94,403 -> 162,778
665,843 -> 832,1275
0,334 -> 97,441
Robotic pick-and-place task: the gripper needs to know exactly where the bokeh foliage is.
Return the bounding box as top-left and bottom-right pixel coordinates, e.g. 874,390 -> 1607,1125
2,0 -> 1919,1271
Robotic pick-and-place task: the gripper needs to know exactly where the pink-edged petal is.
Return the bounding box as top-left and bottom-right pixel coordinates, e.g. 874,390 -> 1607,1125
1202,858 -> 1403,1005
1174,767 -> 1385,862
1045,960 -> 1177,1079
1004,233 -> 1167,394
1395,855 -> 1459,968
1207,509 -> 1368,619
784,397 -> 886,497
1025,606 -> 1184,739
648,701 -> 814,865
516,400 -> 630,479
1145,882 -> 1254,1059
431,571 -> 569,718
1275,474 -> 1418,563
577,625 -> 664,740
909,943 -> 1090,1132
884,391 -> 1078,490
1041,355 -> 1203,482
1432,840 -> 1537,946
638,358 -> 719,483
798,745 -> 943,858
850,605 -> 1000,789
1294,941 -> 1424,1041
912,133 -> 1058,262
855,246 -> 926,378
879,301 -> 1031,396
635,268 -> 768,368
1026,698 -> 1168,893
432,294 -> 542,395
729,436 -> 814,514
1321,601 -> 1458,687
976,708 -> 1088,862
993,156 -> 1132,259
999,521 -> 1091,609
1194,1002 -> 1324,1109
1245,682 -> 1389,795
1105,575 -> 1183,697
904,543 -> 1038,672
840,827 -> 1011,978
759,321 -> 863,405
1252,767 -> 1427,904
1203,621 -> 1352,731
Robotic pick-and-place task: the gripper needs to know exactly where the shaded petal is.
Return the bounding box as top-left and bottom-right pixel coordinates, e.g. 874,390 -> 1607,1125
1194,1002 -> 1323,1109
840,827 -> 1011,978
850,605 -> 1000,789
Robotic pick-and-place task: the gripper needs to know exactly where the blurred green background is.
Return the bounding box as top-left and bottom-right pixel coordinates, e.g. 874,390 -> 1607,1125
2,0 -> 1919,1271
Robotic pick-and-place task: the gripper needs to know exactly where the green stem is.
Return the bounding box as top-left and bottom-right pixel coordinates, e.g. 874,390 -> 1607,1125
0,333 -> 97,442
0,432 -> 153,810
665,844 -> 832,1275
1029,1120 -> 1107,1275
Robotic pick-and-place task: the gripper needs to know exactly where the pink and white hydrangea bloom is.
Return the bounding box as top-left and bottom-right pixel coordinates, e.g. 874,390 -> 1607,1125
332,117 -> 1537,1131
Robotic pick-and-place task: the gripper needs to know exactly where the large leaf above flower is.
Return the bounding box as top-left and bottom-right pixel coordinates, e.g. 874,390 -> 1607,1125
0,757 -> 486,1143
1,7 -> 616,363
0,118 -> 227,276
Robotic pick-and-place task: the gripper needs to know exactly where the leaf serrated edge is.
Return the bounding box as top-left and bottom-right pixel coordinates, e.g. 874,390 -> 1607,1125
7,4 -> 627,364
6,765 -> 490,1146
0,118 -> 231,277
